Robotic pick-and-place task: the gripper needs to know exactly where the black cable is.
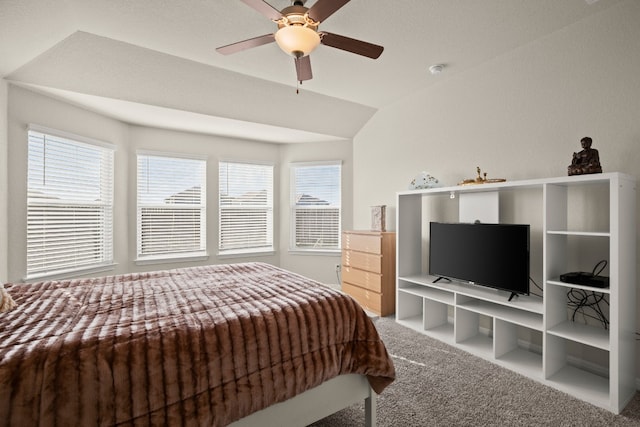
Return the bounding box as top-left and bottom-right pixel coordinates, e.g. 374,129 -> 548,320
529,276 -> 543,298
566,287 -> 609,330
591,291 -> 609,325
564,259 -> 610,329
591,259 -> 607,277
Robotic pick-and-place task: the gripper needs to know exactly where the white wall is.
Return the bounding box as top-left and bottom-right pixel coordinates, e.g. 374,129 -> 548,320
7,85 -> 130,281
353,0 -> 640,375
279,141 -> 353,287
0,79 -> 7,282
354,1 -> 640,225
5,85 -> 352,283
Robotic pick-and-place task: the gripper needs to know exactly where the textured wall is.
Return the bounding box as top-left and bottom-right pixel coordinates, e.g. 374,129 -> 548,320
0,80 -> 7,282
353,0 -> 640,379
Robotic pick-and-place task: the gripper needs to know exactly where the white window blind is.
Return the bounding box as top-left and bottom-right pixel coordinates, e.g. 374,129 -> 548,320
219,162 -> 273,253
290,162 -> 341,251
27,128 -> 114,278
137,153 -> 206,259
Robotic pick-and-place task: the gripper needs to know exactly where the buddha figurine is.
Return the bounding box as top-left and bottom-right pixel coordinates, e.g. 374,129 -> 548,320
568,137 -> 602,176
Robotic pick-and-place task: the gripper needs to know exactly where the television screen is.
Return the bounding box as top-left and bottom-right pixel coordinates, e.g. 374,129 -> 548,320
429,222 -> 530,296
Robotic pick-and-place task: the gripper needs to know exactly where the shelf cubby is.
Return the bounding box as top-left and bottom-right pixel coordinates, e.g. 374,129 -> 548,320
545,334 -> 611,408
457,298 -> 543,331
547,320 -> 609,350
546,365 -> 610,407
454,309 -> 493,358
398,283 -> 454,305
494,319 -> 543,378
396,291 -> 423,323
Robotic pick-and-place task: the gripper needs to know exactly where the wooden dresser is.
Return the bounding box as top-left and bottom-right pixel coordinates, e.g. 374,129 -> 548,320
341,230 -> 396,316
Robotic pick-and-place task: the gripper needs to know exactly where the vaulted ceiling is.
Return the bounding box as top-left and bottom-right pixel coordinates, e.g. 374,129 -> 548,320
0,0 -> 622,142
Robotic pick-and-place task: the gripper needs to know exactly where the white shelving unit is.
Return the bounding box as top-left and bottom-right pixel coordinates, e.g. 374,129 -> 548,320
395,172 -> 636,413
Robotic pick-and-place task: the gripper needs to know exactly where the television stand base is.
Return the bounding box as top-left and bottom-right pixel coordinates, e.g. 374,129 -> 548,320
508,292 -> 518,302
433,276 -> 451,284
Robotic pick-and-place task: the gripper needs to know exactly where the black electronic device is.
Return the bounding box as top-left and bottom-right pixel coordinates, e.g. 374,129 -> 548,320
559,271 -> 610,288
429,222 -> 530,300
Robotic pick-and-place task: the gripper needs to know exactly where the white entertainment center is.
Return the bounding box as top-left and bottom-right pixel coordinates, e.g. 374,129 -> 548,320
395,172 -> 636,413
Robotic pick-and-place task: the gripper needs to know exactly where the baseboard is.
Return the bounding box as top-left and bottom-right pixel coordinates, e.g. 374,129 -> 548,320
517,339 -> 542,355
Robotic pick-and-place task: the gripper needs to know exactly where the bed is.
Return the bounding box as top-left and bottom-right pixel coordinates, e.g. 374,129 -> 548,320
0,262 -> 395,426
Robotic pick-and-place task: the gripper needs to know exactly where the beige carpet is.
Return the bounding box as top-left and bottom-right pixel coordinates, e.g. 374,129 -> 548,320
310,316 -> 640,426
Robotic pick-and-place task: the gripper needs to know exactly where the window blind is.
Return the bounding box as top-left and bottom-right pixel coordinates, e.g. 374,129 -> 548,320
219,162 -> 273,253
137,154 -> 206,259
290,162 -> 341,250
27,129 -> 114,278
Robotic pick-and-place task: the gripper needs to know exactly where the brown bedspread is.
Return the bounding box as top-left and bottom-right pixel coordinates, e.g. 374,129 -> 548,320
0,262 -> 395,426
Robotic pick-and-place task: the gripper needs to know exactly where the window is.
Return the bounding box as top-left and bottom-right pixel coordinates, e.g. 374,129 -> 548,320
290,161 -> 341,251
137,153 -> 206,261
27,126 -> 114,279
219,161 -> 273,254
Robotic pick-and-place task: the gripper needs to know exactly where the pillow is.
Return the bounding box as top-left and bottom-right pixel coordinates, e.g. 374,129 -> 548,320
0,283 -> 17,312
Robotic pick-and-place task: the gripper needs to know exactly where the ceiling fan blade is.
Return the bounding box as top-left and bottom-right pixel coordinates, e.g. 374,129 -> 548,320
239,0 -> 283,21
320,32 -> 384,59
307,0 -> 350,23
216,34 -> 275,55
295,55 -> 313,82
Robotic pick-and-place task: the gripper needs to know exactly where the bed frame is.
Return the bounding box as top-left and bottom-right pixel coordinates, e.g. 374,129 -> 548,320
230,374 -> 376,427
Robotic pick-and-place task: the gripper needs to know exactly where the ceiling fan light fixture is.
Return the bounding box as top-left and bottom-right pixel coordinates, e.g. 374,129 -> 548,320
275,25 -> 321,57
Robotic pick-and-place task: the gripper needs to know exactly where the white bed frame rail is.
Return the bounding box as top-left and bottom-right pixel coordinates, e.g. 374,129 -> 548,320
229,374 -> 376,427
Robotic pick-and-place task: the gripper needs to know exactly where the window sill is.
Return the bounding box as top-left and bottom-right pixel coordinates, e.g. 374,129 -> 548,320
135,252 -> 209,266
217,249 -> 276,259
24,263 -> 118,282
288,249 -> 341,256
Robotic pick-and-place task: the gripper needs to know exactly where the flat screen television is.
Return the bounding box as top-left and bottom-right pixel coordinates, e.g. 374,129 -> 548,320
429,222 -> 530,299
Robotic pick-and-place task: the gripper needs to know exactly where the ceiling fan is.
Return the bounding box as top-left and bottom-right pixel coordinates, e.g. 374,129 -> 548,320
216,0 -> 384,84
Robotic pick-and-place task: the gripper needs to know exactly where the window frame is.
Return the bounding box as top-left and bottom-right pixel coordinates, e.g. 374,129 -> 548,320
135,150 -> 208,264
218,160 -> 274,257
289,160 -> 342,254
26,124 -> 115,280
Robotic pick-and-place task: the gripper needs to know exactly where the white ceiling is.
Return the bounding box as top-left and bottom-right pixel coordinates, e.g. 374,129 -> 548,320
0,0 -> 622,143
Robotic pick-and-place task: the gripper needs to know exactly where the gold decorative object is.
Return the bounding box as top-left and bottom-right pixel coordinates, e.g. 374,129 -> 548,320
458,167 -> 506,186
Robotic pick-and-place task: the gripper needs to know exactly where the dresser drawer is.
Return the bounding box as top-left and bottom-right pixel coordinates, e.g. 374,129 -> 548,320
343,233 -> 381,254
342,266 -> 382,292
342,250 -> 382,274
342,282 -> 383,314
